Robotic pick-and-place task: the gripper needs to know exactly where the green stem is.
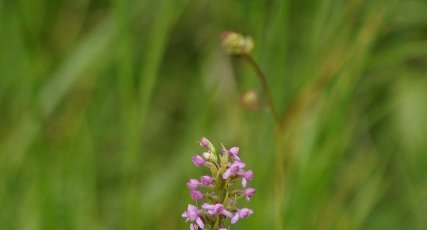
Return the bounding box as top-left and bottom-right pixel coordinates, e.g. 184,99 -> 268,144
243,54 -> 285,230
244,55 -> 281,127
274,131 -> 285,230
213,215 -> 220,229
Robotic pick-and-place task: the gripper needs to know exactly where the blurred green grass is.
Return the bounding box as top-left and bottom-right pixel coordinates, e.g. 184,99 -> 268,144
1,0 -> 427,229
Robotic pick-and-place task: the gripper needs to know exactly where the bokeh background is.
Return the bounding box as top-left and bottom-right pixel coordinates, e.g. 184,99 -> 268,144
1,0 -> 427,229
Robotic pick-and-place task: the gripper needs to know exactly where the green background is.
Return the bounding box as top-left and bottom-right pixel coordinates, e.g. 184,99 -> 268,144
1,0 -> 427,229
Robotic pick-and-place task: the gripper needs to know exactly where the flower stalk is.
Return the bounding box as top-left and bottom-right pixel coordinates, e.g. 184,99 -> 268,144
243,55 -> 281,127
222,31 -> 285,230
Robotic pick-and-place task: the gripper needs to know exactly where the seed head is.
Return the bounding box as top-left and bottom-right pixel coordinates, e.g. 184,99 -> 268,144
221,31 -> 254,55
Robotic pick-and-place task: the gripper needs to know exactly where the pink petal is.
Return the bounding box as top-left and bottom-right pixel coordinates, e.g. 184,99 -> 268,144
231,213 -> 240,224
196,217 -> 204,229
223,169 -> 232,179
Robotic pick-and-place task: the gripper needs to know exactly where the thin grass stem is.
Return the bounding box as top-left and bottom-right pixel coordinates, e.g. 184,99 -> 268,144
243,54 -> 285,230
244,55 -> 281,128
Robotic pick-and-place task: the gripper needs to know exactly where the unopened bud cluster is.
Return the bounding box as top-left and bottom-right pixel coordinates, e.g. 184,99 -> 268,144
182,137 -> 255,230
221,31 -> 254,55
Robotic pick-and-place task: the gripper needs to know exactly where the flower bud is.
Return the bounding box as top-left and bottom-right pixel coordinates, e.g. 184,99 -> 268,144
200,137 -> 210,148
192,155 -> 205,167
200,176 -> 214,186
187,179 -> 200,190
240,90 -> 258,110
200,137 -> 216,154
202,152 -> 210,159
190,190 -> 204,201
221,31 -> 254,55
